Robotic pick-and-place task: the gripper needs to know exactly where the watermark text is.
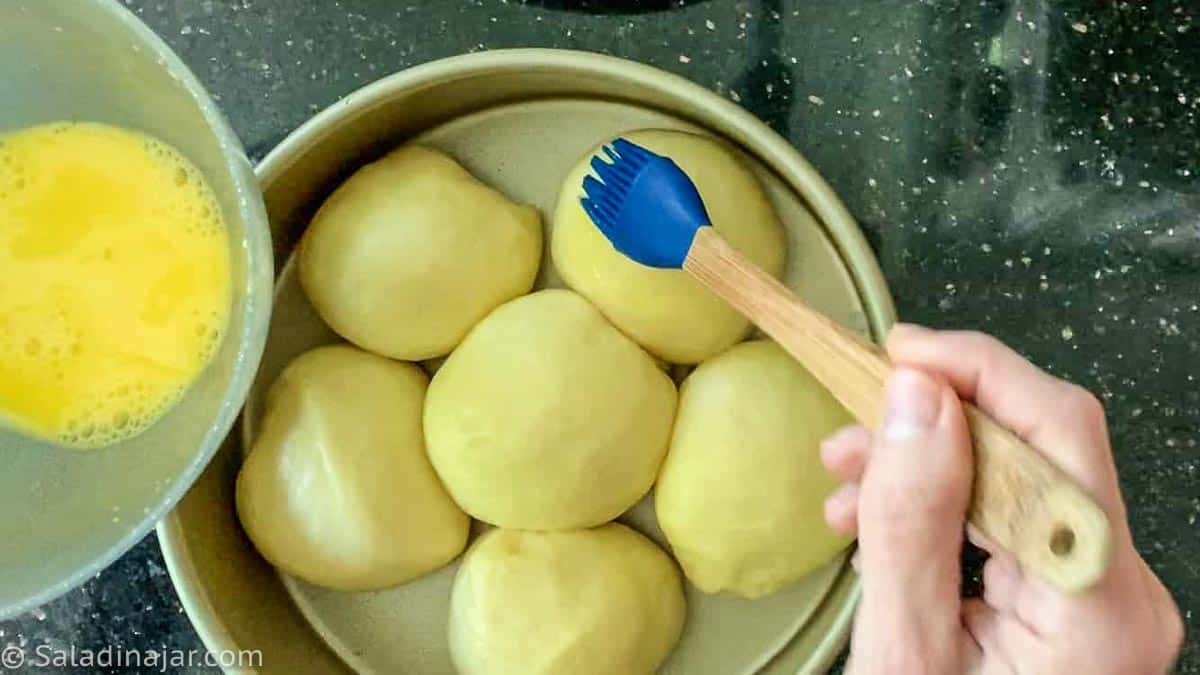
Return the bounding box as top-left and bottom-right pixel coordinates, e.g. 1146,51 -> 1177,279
1,643 -> 262,672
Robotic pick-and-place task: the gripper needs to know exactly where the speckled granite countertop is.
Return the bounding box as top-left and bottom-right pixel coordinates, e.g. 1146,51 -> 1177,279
1,1 -> 1196,673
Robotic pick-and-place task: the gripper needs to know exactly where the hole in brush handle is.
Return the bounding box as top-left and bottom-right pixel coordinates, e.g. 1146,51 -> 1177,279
965,406 -> 1112,592
1049,525 -> 1076,557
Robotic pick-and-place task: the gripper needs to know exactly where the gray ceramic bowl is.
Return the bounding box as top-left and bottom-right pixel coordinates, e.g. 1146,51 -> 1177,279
0,0 -> 272,618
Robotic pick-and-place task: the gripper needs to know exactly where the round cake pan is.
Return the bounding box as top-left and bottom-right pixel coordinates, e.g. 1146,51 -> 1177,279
157,49 -> 896,674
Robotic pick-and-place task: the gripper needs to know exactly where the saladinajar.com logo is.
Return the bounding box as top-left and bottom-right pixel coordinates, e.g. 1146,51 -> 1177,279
1,643 -> 262,672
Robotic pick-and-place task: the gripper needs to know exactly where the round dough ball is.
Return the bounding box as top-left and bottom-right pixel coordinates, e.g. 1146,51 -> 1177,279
449,524 -> 686,675
655,340 -> 853,598
299,145 -> 542,360
552,129 -> 786,364
236,345 -> 469,591
424,289 -> 677,530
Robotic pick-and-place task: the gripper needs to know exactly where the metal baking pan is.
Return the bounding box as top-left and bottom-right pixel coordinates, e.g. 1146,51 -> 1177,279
157,49 -> 895,674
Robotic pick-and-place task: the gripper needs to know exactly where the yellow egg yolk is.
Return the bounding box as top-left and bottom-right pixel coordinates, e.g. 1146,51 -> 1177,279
0,122 -> 231,448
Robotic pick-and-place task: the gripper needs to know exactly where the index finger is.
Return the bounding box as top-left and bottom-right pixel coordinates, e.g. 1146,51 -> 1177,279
885,323 -> 1125,522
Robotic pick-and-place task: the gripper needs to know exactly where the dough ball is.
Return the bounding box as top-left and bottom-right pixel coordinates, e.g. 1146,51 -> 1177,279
655,340 -> 853,598
299,145 -> 542,360
425,289 -> 677,530
236,345 -> 469,591
449,524 -> 686,675
552,129 -> 786,364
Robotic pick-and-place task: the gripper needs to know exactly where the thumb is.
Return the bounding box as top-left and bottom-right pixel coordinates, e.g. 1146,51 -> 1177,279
850,368 -> 973,673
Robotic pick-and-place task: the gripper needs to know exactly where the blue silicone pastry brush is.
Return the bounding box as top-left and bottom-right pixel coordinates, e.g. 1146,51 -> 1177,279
580,137 -> 1111,593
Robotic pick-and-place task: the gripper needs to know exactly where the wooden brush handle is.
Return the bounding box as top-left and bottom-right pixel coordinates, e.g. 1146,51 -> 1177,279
683,227 -> 1111,592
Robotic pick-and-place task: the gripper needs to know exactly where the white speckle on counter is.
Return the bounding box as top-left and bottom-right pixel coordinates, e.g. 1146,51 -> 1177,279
148,559 -> 167,578
678,54 -> 690,64
1062,326 -> 1075,341
807,95 -> 825,106
1072,22 -> 1088,33
705,19 -> 715,31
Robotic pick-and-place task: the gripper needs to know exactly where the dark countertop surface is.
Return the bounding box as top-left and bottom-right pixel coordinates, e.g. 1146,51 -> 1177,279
2,0 -> 1196,672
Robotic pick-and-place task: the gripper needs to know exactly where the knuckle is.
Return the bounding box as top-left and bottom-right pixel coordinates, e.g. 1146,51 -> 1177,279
1038,654 -> 1075,675
960,329 -> 1004,350
859,478 -> 964,530
879,653 -> 932,674
956,330 -> 1017,387
1063,384 -> 1107,426
1159,604 -> 1185,667
854,644 -> 943,675
957,330 -> 1009,361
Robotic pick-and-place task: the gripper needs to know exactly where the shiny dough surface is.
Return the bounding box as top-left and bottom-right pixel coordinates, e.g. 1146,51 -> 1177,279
551,129 -> 786,364
424,289 -> 677,530
655,340 -> 853,598
236,345 -> 469,591
448,524 -> 686,675
299,145 -> 542,361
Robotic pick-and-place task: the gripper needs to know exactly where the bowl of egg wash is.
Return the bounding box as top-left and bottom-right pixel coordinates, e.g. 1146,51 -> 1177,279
0,0 -> 272,618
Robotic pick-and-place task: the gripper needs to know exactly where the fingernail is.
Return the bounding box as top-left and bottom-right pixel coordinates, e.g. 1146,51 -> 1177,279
819,439 -> 838,469
882,368 -> 941,440
819,427 -> 852,462
825,482 -> 859,513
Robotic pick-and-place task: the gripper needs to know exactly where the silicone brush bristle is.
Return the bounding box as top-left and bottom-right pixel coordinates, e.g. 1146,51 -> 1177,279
581,140 -> 649,232
579,138 -> 712,269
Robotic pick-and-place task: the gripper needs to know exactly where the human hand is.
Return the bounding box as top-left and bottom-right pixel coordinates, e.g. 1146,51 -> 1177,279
820,324 -> 1183,674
